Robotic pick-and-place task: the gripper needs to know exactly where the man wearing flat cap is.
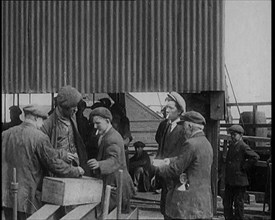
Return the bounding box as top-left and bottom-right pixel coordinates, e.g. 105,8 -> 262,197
223,125 -> 259,220
154,91 -> 186,219
2,104 -> 84,220
152,111 -> 213,219
87,107 -> 135,214
41,85 -> 90,176
2,105 -> 23,131
129,141 -> 152,192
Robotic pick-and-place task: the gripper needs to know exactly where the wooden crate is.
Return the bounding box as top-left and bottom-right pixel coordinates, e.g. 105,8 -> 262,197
42,176 -> 103,206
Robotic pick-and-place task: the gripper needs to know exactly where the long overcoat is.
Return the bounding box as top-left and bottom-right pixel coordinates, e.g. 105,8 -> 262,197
158,131 -> 213,219
96,127 -> 135,212
155,119 -> 186,215
225,139 -> 259,186
2,122 -> 80,215
41,109 -> 90,176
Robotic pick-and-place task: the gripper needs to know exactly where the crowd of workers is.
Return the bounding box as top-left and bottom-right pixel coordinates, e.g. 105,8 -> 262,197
2,86 -> 260,220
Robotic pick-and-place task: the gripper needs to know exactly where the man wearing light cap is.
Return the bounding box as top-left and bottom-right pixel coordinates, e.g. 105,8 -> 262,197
87,107 -> 135,214
41,85 -> 90,176
152,111 -> 213,219
223,125 -> 259,220
154,91 -> 187,219
2,104 -> 84,220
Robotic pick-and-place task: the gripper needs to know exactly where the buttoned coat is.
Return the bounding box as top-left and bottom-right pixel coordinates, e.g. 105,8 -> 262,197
41,109 -> 90,176
155,119 -> 186,159
96,127 -> 135,212
225,139 -> 259,186
159,131 -> 213,219
2,122 -> 80,215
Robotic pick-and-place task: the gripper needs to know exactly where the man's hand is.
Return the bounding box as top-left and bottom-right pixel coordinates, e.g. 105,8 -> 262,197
77,167 -> 85,176
65,152 -> 78,163
151,175 -> 156,188
164,158 -> 170,165
87,159 -> 99,170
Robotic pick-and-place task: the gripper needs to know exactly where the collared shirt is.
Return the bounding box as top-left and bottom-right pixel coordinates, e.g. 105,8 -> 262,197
169,117 -> 181,133
98,124 -> 112,146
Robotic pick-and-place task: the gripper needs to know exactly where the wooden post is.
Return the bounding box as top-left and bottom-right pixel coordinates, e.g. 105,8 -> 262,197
102,185 -> 112,219
206,119 -> 219,216
117,170 -> 123,220
11,168 -> 18,220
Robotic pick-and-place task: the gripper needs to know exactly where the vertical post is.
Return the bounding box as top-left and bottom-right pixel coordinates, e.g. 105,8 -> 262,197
4,93 -> 7,123
11,168 -> 18,220
51,93 -> 55,110
206,119 -> 219,216
102,185 -> 112,219
29,93 -> 31,104
17,93 -> 19,106
252,104 -> 257,137
13,94 -> 15,105
117,170 -> 123,219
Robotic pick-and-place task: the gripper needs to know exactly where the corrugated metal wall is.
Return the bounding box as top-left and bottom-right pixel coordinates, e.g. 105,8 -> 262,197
1,0 -> 225,94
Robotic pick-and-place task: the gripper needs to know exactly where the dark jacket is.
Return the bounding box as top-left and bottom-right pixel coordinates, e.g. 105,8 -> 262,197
155,119 -> 185,159
41,109 -> 90,176
225,139 -> 259,186
129,150 -> 152,191
2,122 -> 81,215
96,127 -> 135,212
158,131 -> 213,219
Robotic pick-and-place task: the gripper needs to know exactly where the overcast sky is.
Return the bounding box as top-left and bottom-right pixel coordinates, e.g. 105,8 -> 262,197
224,0 -> 271,103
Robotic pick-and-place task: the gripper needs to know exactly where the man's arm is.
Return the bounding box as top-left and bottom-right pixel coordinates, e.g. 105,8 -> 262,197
158,142 -> 194,179
36,138 -> 83,177
97,144 -> 121,175
242,144 -> 260,171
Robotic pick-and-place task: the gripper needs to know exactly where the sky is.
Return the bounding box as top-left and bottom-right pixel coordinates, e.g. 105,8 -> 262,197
224,0 -> 271,103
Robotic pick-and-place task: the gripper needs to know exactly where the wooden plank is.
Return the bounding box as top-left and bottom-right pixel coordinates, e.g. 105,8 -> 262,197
42,176 -> 103,206
220,123 -> 271,128
219,134 -> 270,142
120,207 -> 139,219
105,207 -> 117,219
60,203 -> 99,220
27,204 -> 62,220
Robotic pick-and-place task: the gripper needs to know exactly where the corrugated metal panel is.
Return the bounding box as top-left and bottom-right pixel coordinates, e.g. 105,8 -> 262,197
1,0 -> 225,94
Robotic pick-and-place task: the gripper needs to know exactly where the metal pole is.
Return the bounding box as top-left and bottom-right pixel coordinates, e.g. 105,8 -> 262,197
224,64 -> 244,126
11,168 -> 18,220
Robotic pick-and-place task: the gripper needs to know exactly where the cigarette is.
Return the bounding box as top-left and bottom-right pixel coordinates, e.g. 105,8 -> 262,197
95,130 -> 99,135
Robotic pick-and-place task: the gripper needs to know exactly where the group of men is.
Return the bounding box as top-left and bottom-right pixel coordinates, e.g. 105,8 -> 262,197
2,86 -> 259,220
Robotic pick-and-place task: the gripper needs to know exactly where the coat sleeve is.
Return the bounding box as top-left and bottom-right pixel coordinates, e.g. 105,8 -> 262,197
98,143 -> 121,175
241,144 -> 260,171
158,141 -> 194,179
36,137 -> 81,178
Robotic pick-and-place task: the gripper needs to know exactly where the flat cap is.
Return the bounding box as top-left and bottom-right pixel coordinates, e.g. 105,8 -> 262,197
9,105 -> 22,115
133,141 -> 146,148
167,91 -> 186,112
178,111 -> 206,125
89,107 -> 113,121
227,125 -> 244,134
56,85 -> 82,108
23,104 -> 48,119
